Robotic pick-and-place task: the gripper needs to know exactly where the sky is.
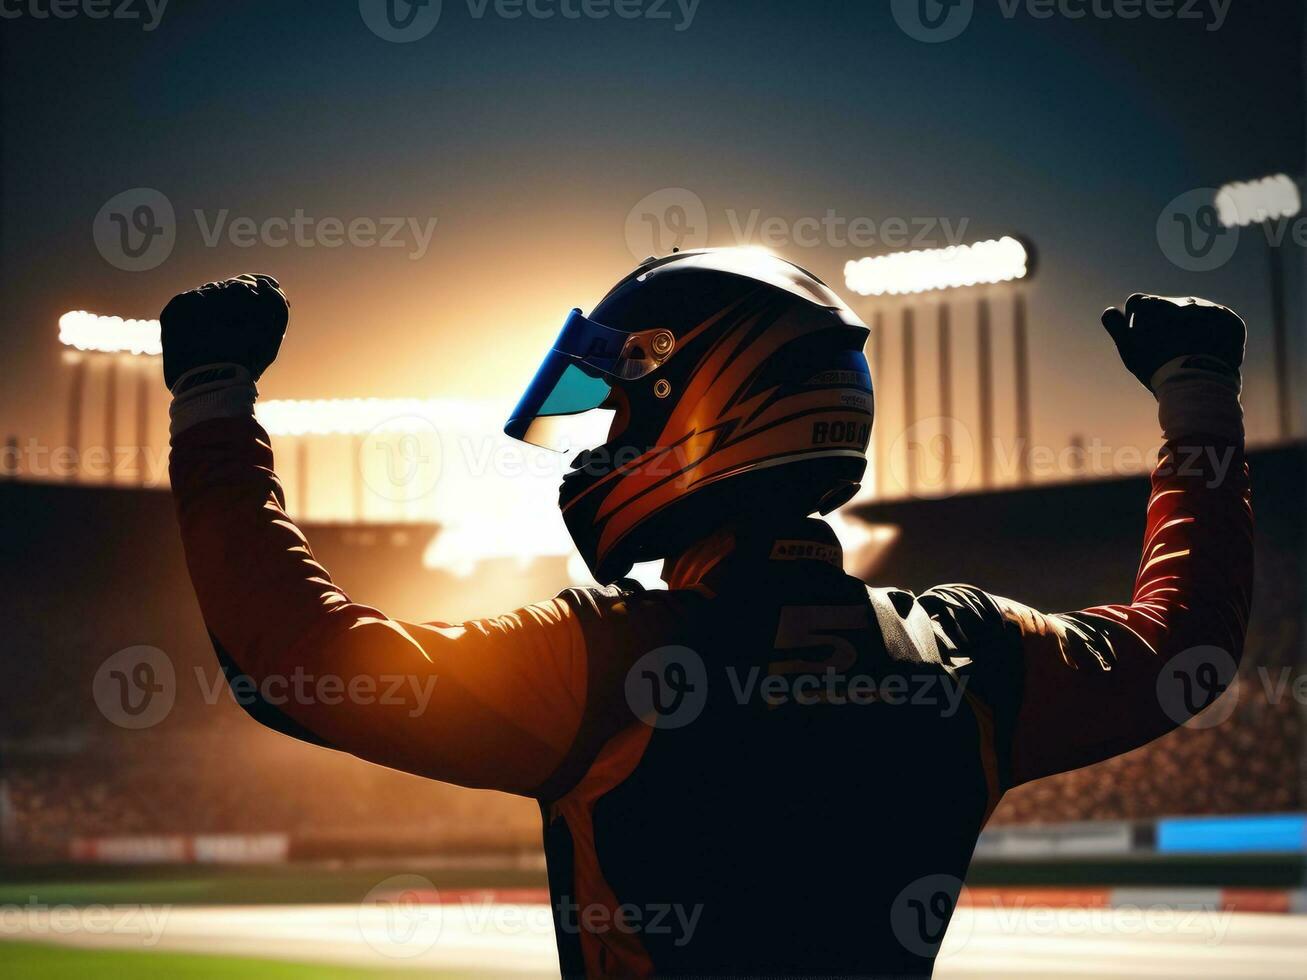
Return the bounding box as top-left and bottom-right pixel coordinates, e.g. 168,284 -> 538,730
1,0 -> 1303,520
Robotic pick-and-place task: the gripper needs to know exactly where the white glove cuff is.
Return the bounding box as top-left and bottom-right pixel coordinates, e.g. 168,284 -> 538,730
169,364 -> 257,439
1151,356 -> 1243,445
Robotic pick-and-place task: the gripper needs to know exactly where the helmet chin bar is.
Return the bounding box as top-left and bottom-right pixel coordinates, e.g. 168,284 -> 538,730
563,446 -> 868,585
816,480 -> 861,514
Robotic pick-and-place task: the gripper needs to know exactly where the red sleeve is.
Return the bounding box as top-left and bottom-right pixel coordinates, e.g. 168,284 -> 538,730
170,415 -> 587,797
993,435 -> 1253,786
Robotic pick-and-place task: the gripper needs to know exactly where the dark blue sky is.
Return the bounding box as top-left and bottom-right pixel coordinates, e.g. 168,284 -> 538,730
2,0 -> 1302,475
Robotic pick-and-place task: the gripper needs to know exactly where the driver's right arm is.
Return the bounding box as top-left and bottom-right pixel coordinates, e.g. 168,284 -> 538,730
171,413 -> 590,797
162,274 -> 602,797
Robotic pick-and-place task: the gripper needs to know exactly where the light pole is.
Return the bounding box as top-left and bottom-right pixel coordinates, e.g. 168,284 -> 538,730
1214,174 -> 1302,441
976,295 -> 995,487
135,358 -> 151,483
1013,291 -> 1032,481
871,311 -> 886,496
845,236 -> 1034,494
103,357 -> 118,485
901,306 -> 917,496
937,300 -> 953,491
63,352 -> 87,481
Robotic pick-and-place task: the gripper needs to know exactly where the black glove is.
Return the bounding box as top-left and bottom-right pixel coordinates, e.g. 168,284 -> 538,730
160,274 -> 289,392
1101,293 -> 1245,392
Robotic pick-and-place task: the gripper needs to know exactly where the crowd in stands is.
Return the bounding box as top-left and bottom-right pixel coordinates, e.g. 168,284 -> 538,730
994,537 -> 1302,824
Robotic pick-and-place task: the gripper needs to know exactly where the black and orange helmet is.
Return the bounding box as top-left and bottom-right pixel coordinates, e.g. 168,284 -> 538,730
506,248 -> 873,583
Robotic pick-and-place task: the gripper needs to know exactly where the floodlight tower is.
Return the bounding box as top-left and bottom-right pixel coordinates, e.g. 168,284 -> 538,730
1214,174 -> 1302,440
58,311 -> 161,485
256,398 -> 445,524
844,236 -> 1034,494
901,306 -> 917,494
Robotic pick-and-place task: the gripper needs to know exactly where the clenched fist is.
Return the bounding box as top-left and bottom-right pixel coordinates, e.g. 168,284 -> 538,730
160,274 -> 289,392
1101,294 -> 1245,392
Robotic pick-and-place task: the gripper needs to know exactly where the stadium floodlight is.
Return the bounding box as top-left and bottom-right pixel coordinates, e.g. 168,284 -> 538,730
845,236 -> 1035,493
1212,173 -> 1302,440
1214,174 -> 1302,229
843,236 -> 1030,297
58,311 -> 162,484
58,311 -> 161,357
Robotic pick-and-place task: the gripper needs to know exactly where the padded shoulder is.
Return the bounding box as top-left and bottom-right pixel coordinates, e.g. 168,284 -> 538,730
916,583 -> 1013,657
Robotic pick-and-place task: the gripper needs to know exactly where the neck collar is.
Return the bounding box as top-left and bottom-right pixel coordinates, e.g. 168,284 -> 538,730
662,517 -> 844,591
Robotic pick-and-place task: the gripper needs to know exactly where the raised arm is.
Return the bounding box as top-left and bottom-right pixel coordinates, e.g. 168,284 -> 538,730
924,295 -> 1252,789
1007,294 -> 1252,784
164,275 -> 587,796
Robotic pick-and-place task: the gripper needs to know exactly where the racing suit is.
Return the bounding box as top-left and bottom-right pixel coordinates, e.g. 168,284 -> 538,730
169,364 -> 1251,976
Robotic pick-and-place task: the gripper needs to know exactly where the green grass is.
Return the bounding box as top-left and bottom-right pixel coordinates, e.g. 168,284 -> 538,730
0,864 -> 546,907
0,941 -> 461,979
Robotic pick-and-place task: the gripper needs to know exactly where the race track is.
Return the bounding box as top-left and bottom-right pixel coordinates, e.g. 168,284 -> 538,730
2,903 -> 1305,978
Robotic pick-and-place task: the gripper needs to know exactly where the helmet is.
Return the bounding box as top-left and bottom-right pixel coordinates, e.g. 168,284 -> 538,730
505,248 -> 873,583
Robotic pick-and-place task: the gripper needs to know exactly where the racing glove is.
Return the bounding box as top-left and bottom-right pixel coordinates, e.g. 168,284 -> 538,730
160,274 -> 288,436
1102,293 -> 1246,443
1101,293 -> 1245,389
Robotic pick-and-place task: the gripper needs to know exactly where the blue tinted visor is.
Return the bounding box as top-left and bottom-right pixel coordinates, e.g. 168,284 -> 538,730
505,309 -> 673,449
